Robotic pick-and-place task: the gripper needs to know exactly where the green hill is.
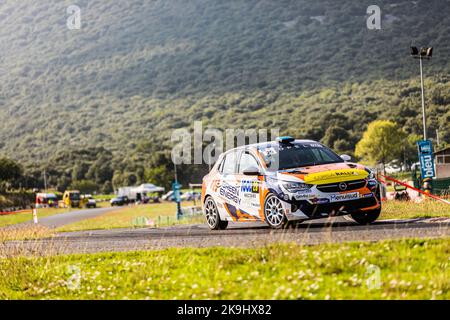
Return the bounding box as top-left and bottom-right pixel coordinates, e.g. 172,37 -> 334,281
0,0 -> 449,189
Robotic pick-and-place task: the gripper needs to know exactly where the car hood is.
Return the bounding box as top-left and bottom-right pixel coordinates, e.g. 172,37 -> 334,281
275,162 -> 369,185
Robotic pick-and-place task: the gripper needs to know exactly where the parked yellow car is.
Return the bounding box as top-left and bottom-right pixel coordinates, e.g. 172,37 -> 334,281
62,190 -> 87,208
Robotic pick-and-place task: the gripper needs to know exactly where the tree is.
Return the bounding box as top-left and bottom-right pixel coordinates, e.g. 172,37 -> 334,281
112,171 -> 124,191
321,125 -> 351,153
101,181 -> 113,194
401,134 -> 421,170
355,120 -> 404,172
144,165 -> 173,190
69,180 -> 98,194
56,176 -> 71,192
0,157 -> 23,191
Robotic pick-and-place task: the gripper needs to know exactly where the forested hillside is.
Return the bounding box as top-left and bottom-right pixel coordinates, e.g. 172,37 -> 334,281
0,0 -> 449,189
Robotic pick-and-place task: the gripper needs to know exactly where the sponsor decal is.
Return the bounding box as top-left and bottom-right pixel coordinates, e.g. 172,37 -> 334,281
297,189 -> 312,194
304,169 -> 369,185
310,198 -> 330,204
211,179 -> 221,192
329,192 -> 359,202
362,192 -> 374,198
219,182 -> 241,204
294,190 -> 315,200
258,146 -> 278,163
262,147 -> 277,155
335,171 -> 357,177
243,193 -> 257,199
368,180 -> 377,187
241,180 -> 259,193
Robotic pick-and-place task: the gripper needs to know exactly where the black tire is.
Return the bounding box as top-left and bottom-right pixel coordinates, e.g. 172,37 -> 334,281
264,193 -> 289,229
204,196 -> 228,230
350,207 -> 381,225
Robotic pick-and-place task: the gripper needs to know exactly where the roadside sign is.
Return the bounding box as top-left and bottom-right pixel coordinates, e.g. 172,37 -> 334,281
417,140 -> 435,179
172,182 -> 182,202
172,181 -> 182,219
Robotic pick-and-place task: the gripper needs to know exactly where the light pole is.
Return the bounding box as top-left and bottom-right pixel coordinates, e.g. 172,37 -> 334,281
411,46 -> 434,193
43,168 -> 48,192
173,162 -> 182,220
410,46 -> 433,140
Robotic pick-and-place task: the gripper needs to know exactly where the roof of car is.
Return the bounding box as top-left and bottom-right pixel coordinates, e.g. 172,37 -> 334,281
224,139 -> 319,153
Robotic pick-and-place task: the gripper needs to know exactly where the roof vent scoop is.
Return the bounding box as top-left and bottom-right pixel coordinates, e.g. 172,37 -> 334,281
276,136 -> 295,144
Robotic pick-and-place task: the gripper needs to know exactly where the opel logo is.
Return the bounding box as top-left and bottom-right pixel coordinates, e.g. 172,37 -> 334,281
338,182 -> 347,191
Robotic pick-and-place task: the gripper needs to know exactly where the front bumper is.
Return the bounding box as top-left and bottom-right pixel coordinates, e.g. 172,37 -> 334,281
276,179 -> 381,221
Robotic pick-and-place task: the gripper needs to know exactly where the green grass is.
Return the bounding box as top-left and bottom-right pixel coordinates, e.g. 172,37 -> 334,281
92,194 -> 115,201
0,239 -> 448,299
381,200 -> 450,220
57,201 -> 201,232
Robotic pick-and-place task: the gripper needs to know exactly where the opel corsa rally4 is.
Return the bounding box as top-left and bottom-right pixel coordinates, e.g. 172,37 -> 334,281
201,137 -> 381,229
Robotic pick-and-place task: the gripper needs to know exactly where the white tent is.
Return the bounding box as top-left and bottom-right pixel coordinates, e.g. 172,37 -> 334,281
133,184 -> 165,193
118,183 -> 165,200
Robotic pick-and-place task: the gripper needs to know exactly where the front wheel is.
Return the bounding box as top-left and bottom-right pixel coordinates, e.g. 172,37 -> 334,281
264,194 -> 289,229
204,197 -> 228,230
350,207 -> 381,225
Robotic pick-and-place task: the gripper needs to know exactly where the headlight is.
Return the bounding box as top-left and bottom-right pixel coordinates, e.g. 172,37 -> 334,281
281,181 -> 313,193
365,168 -> 375,179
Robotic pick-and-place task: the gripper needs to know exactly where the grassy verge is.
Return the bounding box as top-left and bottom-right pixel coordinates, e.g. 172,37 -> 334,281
381,200 -> 450,220
0,238 -> 448,299
57,201 -> 201,232
0,225 -> 54,241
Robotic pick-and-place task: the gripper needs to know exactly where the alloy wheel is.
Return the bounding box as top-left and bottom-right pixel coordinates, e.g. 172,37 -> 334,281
264,195 -> 286,228
205,197 -> 219,229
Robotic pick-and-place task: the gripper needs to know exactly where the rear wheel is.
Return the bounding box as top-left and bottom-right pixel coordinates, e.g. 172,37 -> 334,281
204,197 -> 228,230
350,207 -> 381,225
264,194 -> 289,229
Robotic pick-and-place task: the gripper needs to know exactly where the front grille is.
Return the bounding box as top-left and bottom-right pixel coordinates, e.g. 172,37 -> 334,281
294,197 -> 378,217
316,179 -> 367,193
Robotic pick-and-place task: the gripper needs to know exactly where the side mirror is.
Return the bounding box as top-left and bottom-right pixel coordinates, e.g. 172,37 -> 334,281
340,154 -> 351,162
243,166 -> 261,176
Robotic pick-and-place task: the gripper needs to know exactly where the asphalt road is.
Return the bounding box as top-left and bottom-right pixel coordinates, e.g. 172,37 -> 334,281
2,216 -> 449,256
3,207 -> 118,230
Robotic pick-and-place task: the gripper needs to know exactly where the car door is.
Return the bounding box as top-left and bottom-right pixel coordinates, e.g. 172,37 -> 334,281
235,150 -> 262,219
215,150 -> 240,219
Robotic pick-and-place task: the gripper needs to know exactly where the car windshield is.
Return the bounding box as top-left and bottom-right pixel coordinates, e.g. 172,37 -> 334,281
69,193 -> 80,200
257,142 -> 343,171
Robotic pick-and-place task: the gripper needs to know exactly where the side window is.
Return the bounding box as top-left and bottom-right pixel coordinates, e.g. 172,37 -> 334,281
221,152 -> 237,175
238,152 -> 259,173
217,156 -> 225,172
